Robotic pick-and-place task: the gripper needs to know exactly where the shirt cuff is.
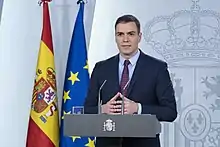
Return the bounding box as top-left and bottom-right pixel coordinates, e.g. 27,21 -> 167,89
137,103 -> 142,114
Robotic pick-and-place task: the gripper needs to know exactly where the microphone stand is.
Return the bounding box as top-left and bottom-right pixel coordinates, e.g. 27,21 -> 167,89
121,80 -> 130,115
98,80 -> 107,114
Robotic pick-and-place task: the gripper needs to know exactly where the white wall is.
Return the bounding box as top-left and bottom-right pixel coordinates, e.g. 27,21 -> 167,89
0,0 -> 95,147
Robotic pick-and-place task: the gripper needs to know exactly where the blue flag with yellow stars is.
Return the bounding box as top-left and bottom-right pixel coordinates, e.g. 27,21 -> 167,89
59,1 -> 95,147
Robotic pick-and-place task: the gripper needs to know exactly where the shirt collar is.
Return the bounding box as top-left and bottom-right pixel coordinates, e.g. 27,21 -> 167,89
119,49 -> 140,66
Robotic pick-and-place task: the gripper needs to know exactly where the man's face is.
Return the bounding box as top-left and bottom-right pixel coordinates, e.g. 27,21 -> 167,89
115,22 -> 141,58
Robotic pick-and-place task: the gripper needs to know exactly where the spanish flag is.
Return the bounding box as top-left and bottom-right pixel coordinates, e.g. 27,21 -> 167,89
26,1 -> 59,147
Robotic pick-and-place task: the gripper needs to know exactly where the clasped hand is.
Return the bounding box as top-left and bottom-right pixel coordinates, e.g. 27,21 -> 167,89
101,92 -> 138,114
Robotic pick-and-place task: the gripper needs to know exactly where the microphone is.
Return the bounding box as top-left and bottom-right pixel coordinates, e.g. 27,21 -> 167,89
98,80 -> 107,114
121,80 -> 130,115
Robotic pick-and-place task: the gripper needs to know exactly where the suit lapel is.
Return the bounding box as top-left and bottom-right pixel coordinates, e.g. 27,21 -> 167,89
109,55 -> 120,93
126,51 -> 145,96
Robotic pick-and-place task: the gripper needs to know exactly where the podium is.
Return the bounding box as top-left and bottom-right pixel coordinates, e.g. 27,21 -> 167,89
63,114 -> 161,137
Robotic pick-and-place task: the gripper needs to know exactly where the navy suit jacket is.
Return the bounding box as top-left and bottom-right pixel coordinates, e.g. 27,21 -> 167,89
84,50 -> 177,147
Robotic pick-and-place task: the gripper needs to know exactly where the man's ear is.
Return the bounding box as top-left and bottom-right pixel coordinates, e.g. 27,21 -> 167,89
138,32 -> 142,42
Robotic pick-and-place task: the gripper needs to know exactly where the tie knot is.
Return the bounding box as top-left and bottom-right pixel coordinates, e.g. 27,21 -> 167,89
124,60 -> 130,66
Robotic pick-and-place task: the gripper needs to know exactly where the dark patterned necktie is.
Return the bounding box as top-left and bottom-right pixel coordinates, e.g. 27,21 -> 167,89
120,60 -> 130,96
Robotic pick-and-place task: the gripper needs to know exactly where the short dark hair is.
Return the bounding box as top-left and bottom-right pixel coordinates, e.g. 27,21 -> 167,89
115,14 -> 141,33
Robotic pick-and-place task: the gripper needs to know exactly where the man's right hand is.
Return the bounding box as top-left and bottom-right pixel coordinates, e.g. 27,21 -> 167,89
101,92 -> 122,114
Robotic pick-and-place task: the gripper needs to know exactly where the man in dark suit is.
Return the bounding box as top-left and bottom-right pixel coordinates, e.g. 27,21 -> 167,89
84,14 -> 177,147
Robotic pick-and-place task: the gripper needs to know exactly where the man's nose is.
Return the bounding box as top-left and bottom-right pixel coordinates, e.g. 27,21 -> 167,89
123,35 -> 129,42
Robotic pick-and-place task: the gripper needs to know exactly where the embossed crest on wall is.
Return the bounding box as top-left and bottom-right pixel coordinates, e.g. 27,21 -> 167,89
143,0 -> 220,146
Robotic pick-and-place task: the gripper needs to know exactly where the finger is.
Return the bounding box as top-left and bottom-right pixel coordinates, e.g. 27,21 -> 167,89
115,109 -> 121,112
124,108 -> 129,114
124,101 -> 130,105
112,112 -> 122,115
124,111 -> 129,114
110,92 -> 120,101
124,109 -> 132,115
109,108 -> 121,112
124,103 -> 129,108
110,99 -> 123,105
110,101 -> 118,105
115,100 -> 122,104
109,100 -> 118,105
109,104 -> 115,109
108,111 -> 121,115
114,105 -> 121,109
109,109 -> 113,113
109,108 -> 116,113
119,93 -> 128,98
109,105 -> 119,109
119,93 -> 124,98
119,94 -> 130,101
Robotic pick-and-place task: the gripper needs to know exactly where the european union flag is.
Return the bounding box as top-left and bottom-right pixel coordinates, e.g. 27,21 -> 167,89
59,1 -> 95,147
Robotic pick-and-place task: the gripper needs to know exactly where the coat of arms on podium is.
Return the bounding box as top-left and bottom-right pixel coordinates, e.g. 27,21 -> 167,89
103,119 -> 116,132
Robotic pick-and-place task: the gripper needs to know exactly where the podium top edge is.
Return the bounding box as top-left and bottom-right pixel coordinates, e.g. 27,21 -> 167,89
64,114 -> 154,116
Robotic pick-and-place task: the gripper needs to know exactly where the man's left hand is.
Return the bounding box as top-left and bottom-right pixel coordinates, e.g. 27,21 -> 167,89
120,93 -> 138,114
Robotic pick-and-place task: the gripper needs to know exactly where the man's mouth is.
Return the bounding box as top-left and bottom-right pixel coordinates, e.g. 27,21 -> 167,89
121,45 -> 131,48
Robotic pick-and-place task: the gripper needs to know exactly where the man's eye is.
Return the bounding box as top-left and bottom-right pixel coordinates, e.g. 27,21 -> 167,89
117,33 -> 123,36
128,33 -> 135,36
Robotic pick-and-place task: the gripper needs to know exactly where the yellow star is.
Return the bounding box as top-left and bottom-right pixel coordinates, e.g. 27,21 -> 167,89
68,71 -> 80,85
83,60 -> 89,69
63,90 -> 71,103
85,138 -> 95,147
71,136 -> 81,142
62,111 -> 71,119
